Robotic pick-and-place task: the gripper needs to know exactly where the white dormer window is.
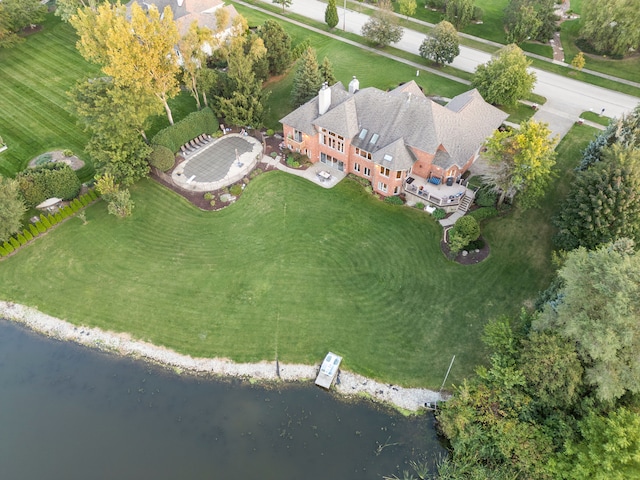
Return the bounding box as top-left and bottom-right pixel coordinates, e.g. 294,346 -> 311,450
370,133 -> 379,145
359,128 -> 368,140
383,154 -> 393,162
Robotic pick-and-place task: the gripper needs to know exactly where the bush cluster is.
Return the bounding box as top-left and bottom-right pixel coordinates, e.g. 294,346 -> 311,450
475,188 -> 498,208
469,207 -> 499,223
384,195 -> 404,205
148,144 -> 175,172
151,107 -> 218,153
432,208 -> 446,220
16,163 -> 81,208
229,184 -> 243,196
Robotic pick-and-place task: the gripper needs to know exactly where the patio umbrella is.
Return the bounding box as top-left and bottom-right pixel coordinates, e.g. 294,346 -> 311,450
35,197 -> 62,209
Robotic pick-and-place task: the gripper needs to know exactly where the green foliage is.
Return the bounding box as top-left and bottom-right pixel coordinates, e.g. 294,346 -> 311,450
23,229 -> 33,241
204,192 -> 214,201
414,202 -> 425,209
54,212 -> 63,223
16,162 -> 81,208
290,39 -> 311,60
229,184 -> 243,196
361,0 -> 403,47
266,129 -> 274,136
448,215 -> 480,253
272,0 -> 292,13
444,0 -> 474,31
554,145 -> 640,251
151,107 -> 218,153
475,188 -> 497,207
472,44 -> 536,106
325,0 -> 339,29
384,195 -> 404,205
79,194 -> 89,206
504,0 -> 542,44
537,241 -> 640,401
290,46 -> 323,107
70,200 -> 80,212
319,56 -> 336,86
419,20 -> 460,66
0,245 -> 8,257
106,188 -> 134,218
2,241 -> 15,254
88,189 -> 98,201
35,221 -> 46,233
9,236 -> 20,249
0,0 -> 46,48
28,223 -> 39,237
397,0 -> 417,19
0,175 -> 26,242
39,214 -> 51,229
580,0 -> 640,57
258,20 -> 292,75
432,208 -> 446,220
47,213 -> 57,226
148,144 -> 175,172
469,206 -> 499,222
62,205 -> 74,217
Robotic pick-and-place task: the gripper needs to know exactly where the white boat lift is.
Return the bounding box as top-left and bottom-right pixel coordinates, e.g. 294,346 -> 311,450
315,352 -> 342,389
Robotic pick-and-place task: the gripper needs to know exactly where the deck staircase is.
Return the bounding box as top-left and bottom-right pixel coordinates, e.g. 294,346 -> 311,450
457,193 -> 473,213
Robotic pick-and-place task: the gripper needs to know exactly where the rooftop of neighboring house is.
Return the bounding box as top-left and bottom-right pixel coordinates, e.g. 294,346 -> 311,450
126,0 -> 238,36
280,80 -> 508,171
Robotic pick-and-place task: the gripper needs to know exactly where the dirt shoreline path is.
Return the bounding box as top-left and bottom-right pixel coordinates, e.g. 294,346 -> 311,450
0,301 -> 446,412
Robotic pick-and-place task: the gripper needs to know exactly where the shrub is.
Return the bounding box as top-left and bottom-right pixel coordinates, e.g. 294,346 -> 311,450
29,223 -> 39,237
47,213 -> 57,225
2,241 -> 14,254
62,205 -> 74,216
270,152 -> 278,158
466,238 -> 485,250
432,208 -> 446,220
151,107 -> 218,153
291,39 -> 311,60
10,236 -> 20,249
204,192 -> 214,200
88,189 -> 98,201
472,6 -> 483,21
250,168 -> 263,179
62,149 -> 74,157
0,245 -> 8,256
210,199 -> 216,207
79,194 -> 90,206
384,195 -> 404,205
364,185 -> 373,194
286,155 -> 300,168
469,207 -> 499,222
266,129 -> 274,136
23,229 -> 34,241
148,144 -> 175,171
70,199 -> 82,212
40,214 -> 52,229
54,212 -> 63,223
16,162 -> 81,207
414,202 -> 425,210
17,233 -> 27,245
449,216 -> 480,254
230,184 -> 243,196
475,188 -> 497,207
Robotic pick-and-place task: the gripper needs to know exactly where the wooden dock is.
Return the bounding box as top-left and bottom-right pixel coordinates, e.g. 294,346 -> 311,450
315,352 -> 342,389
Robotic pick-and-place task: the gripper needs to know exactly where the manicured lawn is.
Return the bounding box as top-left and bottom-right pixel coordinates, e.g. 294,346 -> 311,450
579,111 -> 611,126
503,102 -> 536,124
0,15 -> 99,181
0,171 -> 555,388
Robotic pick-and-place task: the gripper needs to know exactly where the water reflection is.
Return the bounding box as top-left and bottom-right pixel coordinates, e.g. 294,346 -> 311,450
0,320 -> 444,479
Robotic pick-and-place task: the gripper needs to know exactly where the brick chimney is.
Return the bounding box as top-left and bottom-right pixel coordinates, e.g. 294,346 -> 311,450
318,82 -> 331,115
348,76 -> 359,94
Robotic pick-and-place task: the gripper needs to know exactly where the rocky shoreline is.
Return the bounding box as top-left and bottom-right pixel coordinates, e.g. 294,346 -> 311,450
0,301 -> 446,412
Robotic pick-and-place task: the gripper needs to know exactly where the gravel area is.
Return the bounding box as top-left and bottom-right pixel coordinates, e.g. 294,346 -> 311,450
0,301 -> 446,411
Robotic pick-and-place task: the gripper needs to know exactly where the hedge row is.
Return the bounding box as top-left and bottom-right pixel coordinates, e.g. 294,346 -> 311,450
0,189 -> 100,258
151,107 -> 218,153
16,162 -> 82,208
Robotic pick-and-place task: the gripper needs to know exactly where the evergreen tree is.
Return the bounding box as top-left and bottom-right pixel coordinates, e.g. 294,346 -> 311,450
258,20 -> 292,76
554,145 -> 640,251
290,46 -> 322,107
319,56 -> 336,85
0,176 -> 26,242
325,0 -> 339,29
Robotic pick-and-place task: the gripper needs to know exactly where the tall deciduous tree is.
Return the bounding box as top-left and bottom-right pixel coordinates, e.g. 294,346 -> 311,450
483,119 -> 557,209
273,0 -> 292,14
179,21 -> 214,110
444,0 -> 474,31
290,46 -> 323,108
0,176 -> 26,242
537,240 -> 640,402
55,0 -> 103,23
258,20 -> 292,76
71,2 -> 181,125
419,20 -> 460,65
325,0 -> 339,29
580,0 -> 640,57
504,0 -> 542,44
361,0 -> 403,47
472,44 -> 536,106
554,145 -> 640,251
0,0 -> 46,48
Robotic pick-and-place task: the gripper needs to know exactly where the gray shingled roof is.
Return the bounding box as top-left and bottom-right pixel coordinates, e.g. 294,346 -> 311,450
280,80 -> 508,170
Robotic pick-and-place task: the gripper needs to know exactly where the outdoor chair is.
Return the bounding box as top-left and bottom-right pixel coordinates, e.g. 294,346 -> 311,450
181,145 -> 191,155
193,137 -> 203,146
199,134 -> 209,143
189,140 -> 199,149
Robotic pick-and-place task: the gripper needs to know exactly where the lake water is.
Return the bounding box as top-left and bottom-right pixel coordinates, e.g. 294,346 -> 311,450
0,320 -> 444,479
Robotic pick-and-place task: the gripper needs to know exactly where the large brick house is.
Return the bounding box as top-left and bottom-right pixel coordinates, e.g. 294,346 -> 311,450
280,78 -> 507,209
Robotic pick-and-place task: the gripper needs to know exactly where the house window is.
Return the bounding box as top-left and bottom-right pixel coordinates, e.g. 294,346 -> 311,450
293,130 -> 303,142
354,163 -> 361,172
383,154 -> 393,162
358,128 -> 368,140
355,148 -> 372,160
369,133 -> 379,145
396,171 -> 402,179
320,128 -> 344,153
379,166 -> 390,177
394,186 -> 400,194
377,182 -> 388,193
364,167 -> 371,177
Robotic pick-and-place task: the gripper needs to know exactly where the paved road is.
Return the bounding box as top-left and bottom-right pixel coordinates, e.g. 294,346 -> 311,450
256,0 -> 639,139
